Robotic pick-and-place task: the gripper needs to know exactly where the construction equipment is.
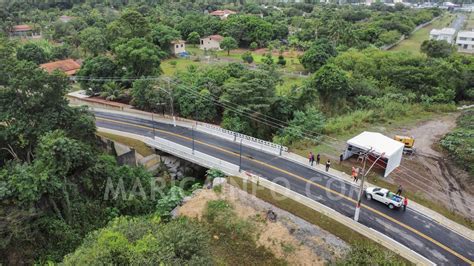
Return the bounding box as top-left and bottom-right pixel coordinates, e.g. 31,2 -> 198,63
394,135 -> 415,154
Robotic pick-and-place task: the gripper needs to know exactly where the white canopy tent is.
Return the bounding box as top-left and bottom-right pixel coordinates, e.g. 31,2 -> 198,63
343,132 -> 404,177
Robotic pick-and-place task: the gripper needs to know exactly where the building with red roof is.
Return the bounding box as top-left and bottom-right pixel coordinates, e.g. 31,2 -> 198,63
40,59 -> 81,76
209,9 -> 237,19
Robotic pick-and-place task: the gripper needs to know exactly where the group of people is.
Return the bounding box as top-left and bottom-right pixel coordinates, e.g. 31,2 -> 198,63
308,152 -> 331,172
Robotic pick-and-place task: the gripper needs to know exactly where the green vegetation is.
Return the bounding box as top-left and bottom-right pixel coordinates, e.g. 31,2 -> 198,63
391,13 -> 454,53
440,110 -> 474,177
228,176 -> 409,265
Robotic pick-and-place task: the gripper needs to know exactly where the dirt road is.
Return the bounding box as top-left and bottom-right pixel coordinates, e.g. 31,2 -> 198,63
392,113 -> 473,220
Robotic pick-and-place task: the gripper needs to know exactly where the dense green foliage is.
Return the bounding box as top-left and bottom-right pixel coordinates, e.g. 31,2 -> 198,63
63,216 -> 212,265
440,110 -> 474,178
421,39 -> 455,58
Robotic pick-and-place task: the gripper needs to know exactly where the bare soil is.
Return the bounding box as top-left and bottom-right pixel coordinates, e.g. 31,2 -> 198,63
177,184 -> 349,265
391,113 -> 474,220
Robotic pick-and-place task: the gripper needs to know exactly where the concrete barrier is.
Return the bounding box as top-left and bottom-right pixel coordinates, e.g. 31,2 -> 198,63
240,171 -> 435,266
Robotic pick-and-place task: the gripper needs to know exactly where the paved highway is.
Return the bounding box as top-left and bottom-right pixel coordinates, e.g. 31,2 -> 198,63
94,110 -> 474,265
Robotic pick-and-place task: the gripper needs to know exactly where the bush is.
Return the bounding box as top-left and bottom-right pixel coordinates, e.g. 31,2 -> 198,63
336,241 -> 402,265
324,110 -> 374,135
440,110 -> 474,177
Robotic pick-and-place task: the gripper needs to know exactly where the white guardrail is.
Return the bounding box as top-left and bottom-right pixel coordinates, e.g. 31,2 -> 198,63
240,172 -> 435,266
144,136 -> 240,176
196,122 -> 288,156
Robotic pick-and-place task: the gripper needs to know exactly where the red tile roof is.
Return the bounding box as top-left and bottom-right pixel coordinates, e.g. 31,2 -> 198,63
40,59 -> 81,76
208,35 -> 224,42
210,9 -> 237,16
12,25 -> 32,32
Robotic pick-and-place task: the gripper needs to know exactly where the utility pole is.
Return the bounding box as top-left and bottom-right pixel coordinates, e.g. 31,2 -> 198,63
354,150 -> 385,222
239,139 -> 243,172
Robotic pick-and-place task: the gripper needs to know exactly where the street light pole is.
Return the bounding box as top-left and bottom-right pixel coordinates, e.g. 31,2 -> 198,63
151,112 -> 155,139
192,126 -> 195,154
354,150 -> 385,222
167,79 -> 176,127
239,139 -> 243,172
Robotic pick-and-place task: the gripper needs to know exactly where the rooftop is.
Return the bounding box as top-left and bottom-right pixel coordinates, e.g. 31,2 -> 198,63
205,35 -> 224,42
209,9 -> 237,16
40,59 -> 81,76
347,131 -> 405,158
430,27 -> 456,35
457,30 -> 474,38
171,40 -> 186,44
12,25 -> 32,32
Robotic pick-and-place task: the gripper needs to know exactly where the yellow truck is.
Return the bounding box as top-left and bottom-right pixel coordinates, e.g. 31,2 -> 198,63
394,135 -> 415,154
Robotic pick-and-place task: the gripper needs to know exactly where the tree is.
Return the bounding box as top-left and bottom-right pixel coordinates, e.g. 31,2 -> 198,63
51,44 -> 72,60
114,38 -> 165,77
220,37 -> 238,56
77,56 -> 120,94
222,15 -> 273,47
16,43 -> 49,64
241,51 -> 254,64
420,39 -> 454,58
186,32 -> 200,47
261,52 -> 274,65
131,79 -> 169,112
274,107 -> 325,145
220,69 -> 278,138
277,55 -> 286,66
177,88 -> 217,122
79,27 -> 107,56
149,24 -> 181,52
0,60 -> 95,162
307,64 -> 351,110
249,42 -> 258,50
300,39 -> 337,73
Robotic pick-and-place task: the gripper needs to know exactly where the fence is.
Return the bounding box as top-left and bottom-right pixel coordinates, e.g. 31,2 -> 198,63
196,122 -> 288,155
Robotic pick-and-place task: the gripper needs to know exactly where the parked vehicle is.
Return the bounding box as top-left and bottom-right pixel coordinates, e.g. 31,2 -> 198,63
365,187 -> 403,209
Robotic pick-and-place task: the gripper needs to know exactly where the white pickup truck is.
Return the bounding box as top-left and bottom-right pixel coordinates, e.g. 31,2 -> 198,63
365,187 -> 403,209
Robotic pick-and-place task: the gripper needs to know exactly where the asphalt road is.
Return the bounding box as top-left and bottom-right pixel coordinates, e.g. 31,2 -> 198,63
450,14 -> 466,31
94,110 -> 474,266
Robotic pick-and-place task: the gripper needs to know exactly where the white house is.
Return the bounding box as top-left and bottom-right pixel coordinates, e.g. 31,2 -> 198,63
429,28 -> 456,44
456,30 -> 474,51
199,35 -> 224,50
170,40 -> 186,55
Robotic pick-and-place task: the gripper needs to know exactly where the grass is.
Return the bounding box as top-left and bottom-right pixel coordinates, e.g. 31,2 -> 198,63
464,12 -> 474,30
96,132 -> 155,157
228,176 -> 411,265
276,76 -> 304,95
390,13 -> 455,53
160,58 -> 200,76
204,199 -> 286,265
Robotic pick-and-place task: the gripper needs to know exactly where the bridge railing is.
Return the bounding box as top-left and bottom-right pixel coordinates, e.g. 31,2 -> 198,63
196,122 -> 288,155
144,136 -> 240,176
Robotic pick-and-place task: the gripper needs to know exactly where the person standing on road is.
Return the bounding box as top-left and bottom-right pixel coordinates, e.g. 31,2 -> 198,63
309,152 -> 314,166
325,159 -> 331,172
316,153 -> 320,165
351,166 -> 356,181
339,153 -> 343,163
396,185 -> 403,196
403,197 -> 408,211
354,167 -> 359,182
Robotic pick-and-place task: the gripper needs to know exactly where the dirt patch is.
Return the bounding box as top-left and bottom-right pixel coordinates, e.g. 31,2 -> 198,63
177,184 -> 349,264
390,113 -> 474,220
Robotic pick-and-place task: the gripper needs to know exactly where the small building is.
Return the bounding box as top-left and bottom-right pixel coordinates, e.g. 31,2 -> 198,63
429,28 -> 456,44
343,132 -> 405,177
209,9 -> 237,19
40,59 -> 81,76
10,25 -> 34,38
170,40 -> 186,55
456,30 -> 474,51
199,35 -> 224,50
59,15 -> 74,23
